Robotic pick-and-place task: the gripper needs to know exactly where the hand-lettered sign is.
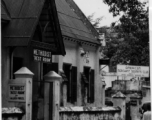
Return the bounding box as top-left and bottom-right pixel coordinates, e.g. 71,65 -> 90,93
9,84 -> 26,102
117,65 -> 149,77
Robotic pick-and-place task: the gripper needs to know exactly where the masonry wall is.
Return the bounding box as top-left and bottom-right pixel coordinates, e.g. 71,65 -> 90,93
142,87 -> 151,104
59,108 -> 122,120
112,98 -> 126,120
130,99 -> 141,120
101,66 -> 139,89
112,80 -> 141,91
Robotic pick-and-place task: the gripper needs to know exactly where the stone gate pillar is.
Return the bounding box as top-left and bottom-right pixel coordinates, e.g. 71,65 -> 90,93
14,67 -> 34,120
44,71 -> 61,120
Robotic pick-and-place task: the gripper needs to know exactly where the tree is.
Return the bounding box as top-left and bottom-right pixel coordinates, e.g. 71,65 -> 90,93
102,0 -> 149,71
87,13 -> 103,28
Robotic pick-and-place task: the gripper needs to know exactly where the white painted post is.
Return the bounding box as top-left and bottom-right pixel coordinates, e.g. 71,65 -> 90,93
95,47 -> 102,106
14,67 -> 34,120
44,71 -> 61,120
77,45 -> 85,105
62,82 -> 67,106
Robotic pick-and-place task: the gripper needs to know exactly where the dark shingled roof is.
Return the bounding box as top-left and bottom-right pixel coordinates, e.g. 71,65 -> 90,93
2,0 -> 66,55
1,0 -> 11,22
55,0 -> 99,44
2,0 -> 99,56
2,0 -> 45,46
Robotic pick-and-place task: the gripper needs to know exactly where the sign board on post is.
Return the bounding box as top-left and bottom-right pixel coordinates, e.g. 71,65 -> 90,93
9,84 -> 26,102
117,65 -> 149,77
33,47 -> 52,63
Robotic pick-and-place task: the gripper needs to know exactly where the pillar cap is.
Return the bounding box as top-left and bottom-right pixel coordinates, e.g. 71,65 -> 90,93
44,71 -> 61,78
14,67 -> 34,75
112,91 -> 126,98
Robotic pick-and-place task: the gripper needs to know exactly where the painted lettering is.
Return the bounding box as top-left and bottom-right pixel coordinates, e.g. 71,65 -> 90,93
10,91 -> 17,94
18,97 -> 24,100
117,69 -> 130,72
10,97 -> 18,100
43,57 -> 51,62
10,86 -> 24,90
34,56 -> 42,61
33,49 -> 38,55
33,49 -> 51,57
18,91 -> 25,94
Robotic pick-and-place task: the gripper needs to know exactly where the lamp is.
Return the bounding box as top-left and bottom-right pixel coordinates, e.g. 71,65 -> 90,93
79,43 -> 86,56
80,47 -> 86,56
79,43 -> 89,63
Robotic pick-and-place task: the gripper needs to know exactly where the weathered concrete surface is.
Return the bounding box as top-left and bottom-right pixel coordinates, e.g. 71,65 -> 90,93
59,106 -> 122,120
59,106 -> 121,112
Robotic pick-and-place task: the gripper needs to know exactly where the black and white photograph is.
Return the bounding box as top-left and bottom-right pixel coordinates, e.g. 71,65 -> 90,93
1,0 -> 151,120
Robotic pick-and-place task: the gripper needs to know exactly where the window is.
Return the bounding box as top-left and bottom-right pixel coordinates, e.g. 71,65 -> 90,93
63,63 -> 77,103
43,62 -> 58,75
36,62 -> 58,98
83,66 -> 94,103
12,57 -> 23,78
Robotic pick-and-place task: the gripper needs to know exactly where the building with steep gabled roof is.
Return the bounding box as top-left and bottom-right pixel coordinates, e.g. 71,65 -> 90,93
1,0 -> 123,120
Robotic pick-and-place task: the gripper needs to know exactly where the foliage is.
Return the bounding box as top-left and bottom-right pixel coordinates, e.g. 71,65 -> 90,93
102,0 -> 149,71
87,13 -> 103,28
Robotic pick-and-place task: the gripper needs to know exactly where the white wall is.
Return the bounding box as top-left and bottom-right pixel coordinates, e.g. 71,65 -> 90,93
54,40 -> 103,106
62,41 -> 97,71
63,45 -> 77,66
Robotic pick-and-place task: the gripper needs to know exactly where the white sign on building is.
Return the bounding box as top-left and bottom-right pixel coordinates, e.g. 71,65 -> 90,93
117,65 -> 149,77
9,84 -> 26,102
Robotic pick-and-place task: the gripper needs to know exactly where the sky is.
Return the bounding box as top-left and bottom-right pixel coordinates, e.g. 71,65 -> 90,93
73,0 -> 149,27
73,0 -> 120,27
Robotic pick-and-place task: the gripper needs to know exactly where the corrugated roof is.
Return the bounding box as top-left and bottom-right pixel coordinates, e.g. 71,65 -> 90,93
55,0 -> 99,44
